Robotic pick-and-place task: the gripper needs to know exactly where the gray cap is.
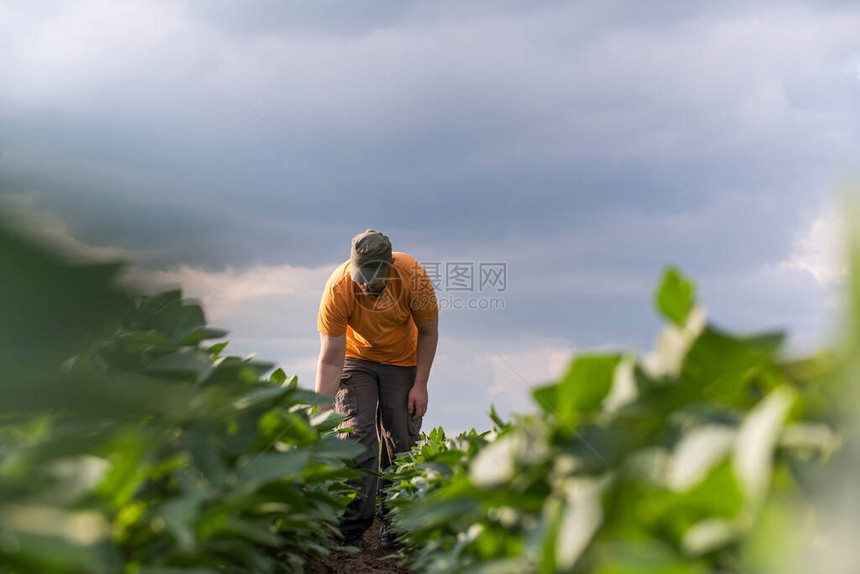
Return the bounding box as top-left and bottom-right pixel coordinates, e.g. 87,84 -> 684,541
350,229 -> 392,284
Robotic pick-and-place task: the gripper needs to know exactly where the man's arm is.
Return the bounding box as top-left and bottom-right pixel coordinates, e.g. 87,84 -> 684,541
408,315 -> 438,419
315,333 -> 346,412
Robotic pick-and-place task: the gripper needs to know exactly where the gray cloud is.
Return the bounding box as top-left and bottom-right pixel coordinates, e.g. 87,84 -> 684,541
1,0 -> 856,393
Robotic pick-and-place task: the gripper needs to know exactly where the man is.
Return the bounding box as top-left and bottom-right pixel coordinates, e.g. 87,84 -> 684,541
315,229 -> 439,549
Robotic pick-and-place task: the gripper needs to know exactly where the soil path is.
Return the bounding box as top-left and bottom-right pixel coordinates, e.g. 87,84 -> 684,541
304,518 -> 414,574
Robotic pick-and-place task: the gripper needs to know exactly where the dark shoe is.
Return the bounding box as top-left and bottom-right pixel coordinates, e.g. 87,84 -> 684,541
379,525 -> 401,550
336,533 -> 365,551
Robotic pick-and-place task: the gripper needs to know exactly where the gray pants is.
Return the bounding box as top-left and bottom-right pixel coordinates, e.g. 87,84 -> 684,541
334,357 -> 422,538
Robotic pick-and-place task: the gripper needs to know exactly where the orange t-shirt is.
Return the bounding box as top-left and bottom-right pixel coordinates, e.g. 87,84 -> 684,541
317,252 -> 439,366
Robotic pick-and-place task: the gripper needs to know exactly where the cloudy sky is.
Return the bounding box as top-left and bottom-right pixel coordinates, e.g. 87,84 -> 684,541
1,0 -> 857,431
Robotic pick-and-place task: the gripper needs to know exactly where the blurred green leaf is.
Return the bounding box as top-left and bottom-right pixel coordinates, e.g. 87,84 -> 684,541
311,436 -> 364,460
232,385 -> 288,410
557,355 -> 623,420
178,327 -> 229,346
139,569 -> 219,574
0,530 -> 121,573
185,427 -> 228,487
113,329 -> 177,348
0,221 -> 357,573
127,289 -> 182,331
289,389 -> 334,407
269,367 -> 287,384
681,328 -> 773,406
733,387 -> 796,503
160,495 -> 205,551
223,517 -> 282,547
488,404 -> 507,430
0,229 -> 131,350
531,383 -> 557,415
95,431 -> 156,509
656,267 -> 695,327
206,341 -> 228,357
309,410 -> 346,433
595,540 -> 702,574
235,452 -> 308,488
0,371 -> 197,420
153,301 -> 206,342
147,350 -> 214,383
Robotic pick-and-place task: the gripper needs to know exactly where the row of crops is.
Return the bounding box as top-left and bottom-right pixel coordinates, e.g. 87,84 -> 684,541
0,224 -> 364,572
2,215 -> 856,573
382,270 -> 850,573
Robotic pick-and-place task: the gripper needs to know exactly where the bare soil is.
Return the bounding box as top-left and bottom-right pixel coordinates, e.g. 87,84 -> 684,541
304,518 -> 414,574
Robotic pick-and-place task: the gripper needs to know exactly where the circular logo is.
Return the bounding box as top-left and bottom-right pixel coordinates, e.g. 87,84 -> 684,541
354,263 -> 407,314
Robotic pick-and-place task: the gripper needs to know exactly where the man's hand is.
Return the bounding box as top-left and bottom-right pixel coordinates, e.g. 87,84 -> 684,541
407,383 -> 428,419
315,333 -> 346,412
410,315 -> 437,420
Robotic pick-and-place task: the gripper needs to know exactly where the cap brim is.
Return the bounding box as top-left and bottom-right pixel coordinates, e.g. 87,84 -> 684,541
351,262 -> 388,284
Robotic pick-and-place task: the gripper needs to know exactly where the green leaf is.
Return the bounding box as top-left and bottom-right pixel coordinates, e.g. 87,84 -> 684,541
0,530 -> 121,573
207,341 -> 229,357
656,267 -> 695,327
733,386 -> 796,503
595,540 -> 701,574
178,327 -> 229,346
224,517 -> 282,547
153,300 -> 206,342
398,497 -> 480,531
0,224 -> 132,361
235,452 -> 308,488
240,358 -> 277,378
232,385 -> 288,410
681,328 -> 770,406
140,569 -> 219,574
469,432 -> 522,486
310,410 -> 347,433
95,431 -> 156,509
114,329 -> 177,348
531,383 -> 558,415
555,355 -> 623,420
223,411 -> 262,457
185,427 -> 228,486
131,289 -> 182,326
539,498 -> 563,573
665,424 -> 736,491
0,370 -> 198,421
147,350 -> 214,383
741,332 -> 786,357
270,367 -> 288,384
160,494 -> 205,551
488,404 -> 507,430
458,559 -> 533,574
289,389 -> 335,407
311,436 -> 364,460
660,460 -> 745,539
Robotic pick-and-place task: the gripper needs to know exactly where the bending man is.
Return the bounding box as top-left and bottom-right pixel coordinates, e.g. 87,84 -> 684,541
315,229 -> 439,548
